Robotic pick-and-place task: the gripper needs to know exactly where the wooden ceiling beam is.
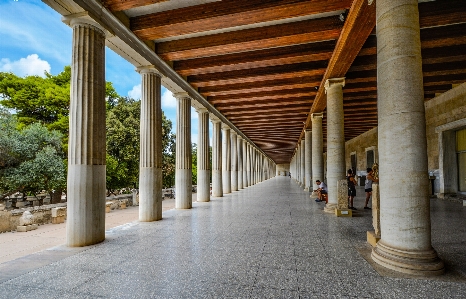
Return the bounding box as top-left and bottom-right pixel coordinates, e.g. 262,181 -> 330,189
189,60 -> 328,87
175,40 -> 336,76
306,0 -> 376,121
200,78 -> 321,97
131,0 -> 351,41
218,102 -> 311,111
156,16 -> 343,60
102,0 -> 167,12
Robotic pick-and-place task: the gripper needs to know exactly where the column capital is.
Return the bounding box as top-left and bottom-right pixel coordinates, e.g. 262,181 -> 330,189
311,112 -> 324,120
62,12 -> 111,37
221,123 -> 231,130
305,128 -> 312,133
324,77 -> 345,93
173,91 -> 190,100
196,107 -> 208,114
209,114 -> 221,123
136,65 -> 163,77
230,130 -> 237,136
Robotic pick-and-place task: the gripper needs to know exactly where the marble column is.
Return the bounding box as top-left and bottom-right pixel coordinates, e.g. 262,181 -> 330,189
312,113 -> 324,193
304,129 -> 312,191
138,66 -> 162,222
66,16 -> 106,247
246,143 -> 252,186
243,140 -> 248,187
237,136 -> 244,189
231,131 -> 238,191
301,139 -> 305,188
211,118 -> 223,197
197,108 -> 210,202
297,145 -> 301,184
371,0 -> 444,275
175,93 -> 192,209
222,124 -> 231,194
325,78 -> 346,213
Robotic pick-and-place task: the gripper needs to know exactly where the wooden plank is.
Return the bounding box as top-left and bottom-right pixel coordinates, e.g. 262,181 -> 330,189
419,0 -> 466,28
189,60 -> 328,87
131,0 -> 351,40
199,76 -> 321,97
174,41 -> 336,76
156,16 -> 342,60
307,0 -> 376,121
102,0 -> 167,12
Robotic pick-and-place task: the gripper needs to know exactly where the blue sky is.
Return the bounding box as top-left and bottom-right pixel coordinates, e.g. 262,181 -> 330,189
0,0 -> 204,142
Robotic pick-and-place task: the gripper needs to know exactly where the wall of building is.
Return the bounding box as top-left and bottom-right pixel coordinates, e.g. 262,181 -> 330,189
276,163 -> 290,176
344,127 -> 378,185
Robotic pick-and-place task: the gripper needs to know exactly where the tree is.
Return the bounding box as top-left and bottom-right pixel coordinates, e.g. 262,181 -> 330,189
0,67 -> 71,151
192,143 -> 197,185
0,108 -> 66,200
106,97 -> 176,191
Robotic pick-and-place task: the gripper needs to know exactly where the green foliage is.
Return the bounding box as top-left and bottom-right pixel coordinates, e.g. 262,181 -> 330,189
0,67 -> 71,151
106,97 -> 176,190
192,143 -> 197,185
0,108 -> 66,198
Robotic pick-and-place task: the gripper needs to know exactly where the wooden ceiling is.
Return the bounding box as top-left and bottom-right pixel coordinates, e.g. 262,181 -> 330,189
102,0 -> 466,164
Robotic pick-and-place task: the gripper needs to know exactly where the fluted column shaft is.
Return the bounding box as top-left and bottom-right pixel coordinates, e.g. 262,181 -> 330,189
312,113 -> 324,191
325,78 -> 346,212
304,129 -> 312,191
237,136 -> 244,189
197,108 -> 210,202
67,18 -> 106,247
372,0 -> 444,276
231,131 -> 238,191
211,119 -> 223,197
222,125 -> 231,194
138,66 -> 162,222
243,141 -> 248,187
301,139 -> 305,187
246,143 -> 252,186
175,93 -> 192,209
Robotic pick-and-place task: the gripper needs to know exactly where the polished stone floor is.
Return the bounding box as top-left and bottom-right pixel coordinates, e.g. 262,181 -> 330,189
0,176 -> 465,298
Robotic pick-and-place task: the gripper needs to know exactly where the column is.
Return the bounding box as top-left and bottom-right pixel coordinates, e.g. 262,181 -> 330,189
138,66 -> 162,222
324,78 -> 346,213
296,145 -> 301,184
197,108 -> 210,202
371,0 -> 444,275
304,129 -> 312,191
211,118 -> 223,197
175,92 -> 192,209
243,140 -> 248,187
66,16 -> 106,247
301,139 -> 305,188
237,136 -> 244,189
246,143 -> 252,186
222,124 -> 231,193
231,131 -> 238,191
311,113 -> 324,193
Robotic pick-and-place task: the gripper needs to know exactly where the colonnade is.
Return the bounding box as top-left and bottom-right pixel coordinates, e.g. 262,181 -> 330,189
65,14 -> 275,247
290,0 -> 443,276
65,0 -> 442,277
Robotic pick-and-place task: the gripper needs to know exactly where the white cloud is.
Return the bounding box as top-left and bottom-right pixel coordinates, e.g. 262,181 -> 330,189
0,1 -> 72,66
128,84 -> 141,99
191,133 -> 199,144
191,107 -> 198,119
0,54 -> 51,77
162,89 -> 177,108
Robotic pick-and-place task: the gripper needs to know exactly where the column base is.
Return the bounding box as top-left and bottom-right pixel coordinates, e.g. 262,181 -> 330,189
324,203 -> 337,213
304,187 -> 310,192
371,240 -> 444,276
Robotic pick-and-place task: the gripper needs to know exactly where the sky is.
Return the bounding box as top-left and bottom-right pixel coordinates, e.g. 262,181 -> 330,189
0,0 -> 205,143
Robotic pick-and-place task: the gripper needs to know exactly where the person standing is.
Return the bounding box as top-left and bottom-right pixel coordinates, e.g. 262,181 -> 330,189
364,167 -> 379,209
347,169 -> 357,210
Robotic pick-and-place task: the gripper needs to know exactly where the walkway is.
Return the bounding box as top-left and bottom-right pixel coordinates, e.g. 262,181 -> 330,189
0,177 -> 465,298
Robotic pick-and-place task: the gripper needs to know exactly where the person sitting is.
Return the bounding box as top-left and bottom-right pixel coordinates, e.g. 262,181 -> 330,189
314,180 -> 328,203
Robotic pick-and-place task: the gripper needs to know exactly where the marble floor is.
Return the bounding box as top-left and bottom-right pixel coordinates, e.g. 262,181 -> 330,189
0,176 -> 464,298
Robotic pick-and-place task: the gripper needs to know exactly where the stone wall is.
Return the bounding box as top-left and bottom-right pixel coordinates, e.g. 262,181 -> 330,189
425,83 -> 466,170
0,194 -> 135,233
276,163 -> 290,176
344,127 -> 378,185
